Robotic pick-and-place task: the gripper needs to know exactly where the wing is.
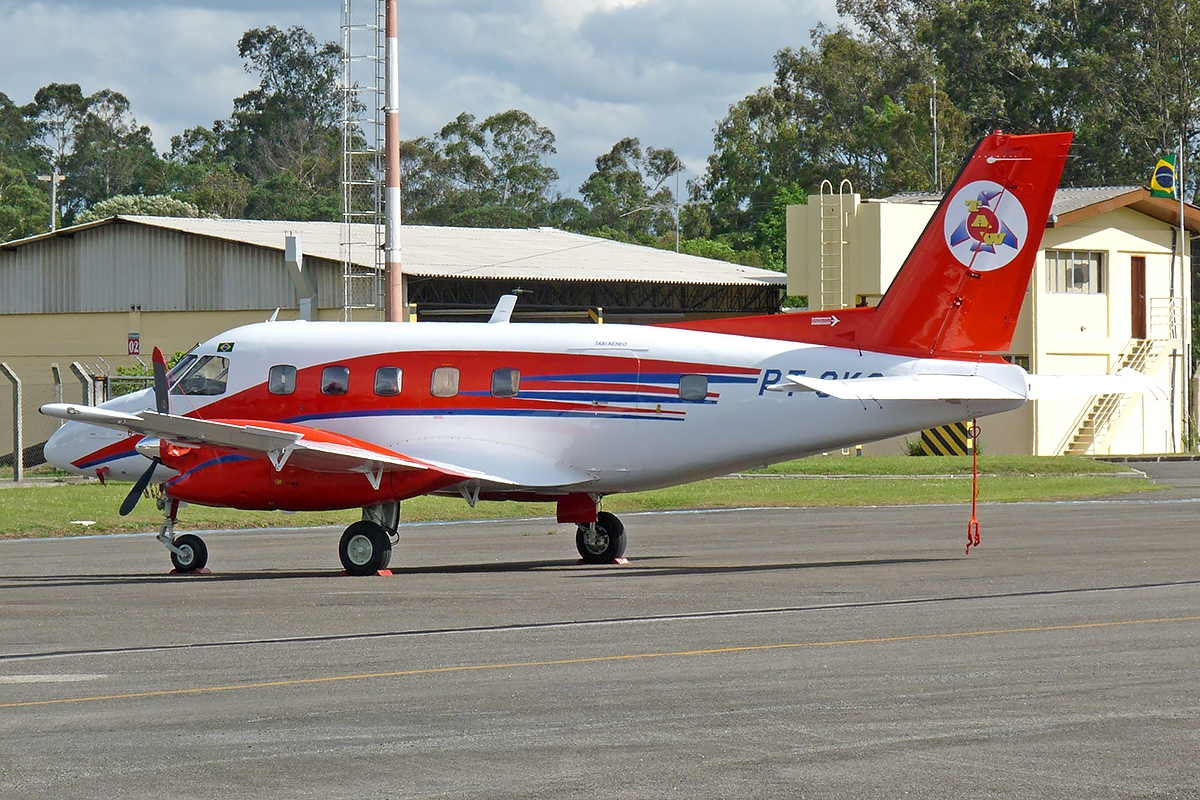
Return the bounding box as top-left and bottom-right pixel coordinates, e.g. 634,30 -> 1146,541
767,374 -> 1025,401
39,404 -> 518,486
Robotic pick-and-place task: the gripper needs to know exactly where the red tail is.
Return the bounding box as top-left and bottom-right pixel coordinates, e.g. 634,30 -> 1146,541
661,131 -> 1073,357
870,130 -> 1071,354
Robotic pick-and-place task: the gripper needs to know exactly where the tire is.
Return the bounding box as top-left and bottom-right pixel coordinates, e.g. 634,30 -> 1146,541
339,521 -> 392,575
575,511 -> 627,563
171,534 -> 208,573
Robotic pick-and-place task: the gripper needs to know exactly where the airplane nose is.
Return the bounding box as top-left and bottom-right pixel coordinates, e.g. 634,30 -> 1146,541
42,424 -> 73,471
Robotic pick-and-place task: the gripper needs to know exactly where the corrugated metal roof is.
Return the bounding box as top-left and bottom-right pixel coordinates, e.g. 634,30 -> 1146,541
3,216 -> 785,287
880,186 -> 1156,217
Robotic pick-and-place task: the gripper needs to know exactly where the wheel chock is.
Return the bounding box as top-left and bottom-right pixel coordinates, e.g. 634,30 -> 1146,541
168,567 -> 211,576
576,557 -> 630,566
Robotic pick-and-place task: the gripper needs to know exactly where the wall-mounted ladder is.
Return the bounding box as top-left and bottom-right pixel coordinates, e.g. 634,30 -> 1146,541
818,179 -> 853,311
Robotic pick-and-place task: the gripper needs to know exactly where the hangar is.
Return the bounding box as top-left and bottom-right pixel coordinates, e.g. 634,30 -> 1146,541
0,216 -> 786,470
787,186 -> 1200,456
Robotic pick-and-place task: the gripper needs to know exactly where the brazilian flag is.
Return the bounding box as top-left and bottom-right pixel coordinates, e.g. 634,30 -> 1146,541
1150,154 -> 1177,198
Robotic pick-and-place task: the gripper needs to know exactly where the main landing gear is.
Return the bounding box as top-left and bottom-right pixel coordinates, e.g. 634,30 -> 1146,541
156,497 -> 209,573
339,502 -> 400,576
575,511 -> 626,563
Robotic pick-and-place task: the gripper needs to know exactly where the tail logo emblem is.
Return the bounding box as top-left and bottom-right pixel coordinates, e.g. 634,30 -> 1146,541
943,180 -> 1027,272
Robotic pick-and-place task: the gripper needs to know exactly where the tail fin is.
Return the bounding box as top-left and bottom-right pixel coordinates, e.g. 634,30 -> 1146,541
657,130 -> 1072,357
870,131 -> 1072,354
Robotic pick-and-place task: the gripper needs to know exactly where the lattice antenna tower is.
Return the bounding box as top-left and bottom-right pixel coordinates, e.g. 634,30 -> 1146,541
340,0 -> 385,320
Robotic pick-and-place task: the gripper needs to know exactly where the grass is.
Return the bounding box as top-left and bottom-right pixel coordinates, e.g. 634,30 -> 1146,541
745,454 -> 1129,476
0,460 -> 1162,540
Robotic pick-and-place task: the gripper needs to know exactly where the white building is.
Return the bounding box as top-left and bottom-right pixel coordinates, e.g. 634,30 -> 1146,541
787,186 -> 1199,455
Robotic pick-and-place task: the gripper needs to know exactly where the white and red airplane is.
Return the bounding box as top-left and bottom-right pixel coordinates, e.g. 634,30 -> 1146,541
38,130 -> 1153,575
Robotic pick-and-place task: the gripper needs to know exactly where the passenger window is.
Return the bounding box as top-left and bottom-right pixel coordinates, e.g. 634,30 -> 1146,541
491,368 -> 520,398
321,365 -> 350,396
171,355 -> 229,396
679,374 -> 708,402
430,366 -> 459,398
374,366 -> 402,397
268,364 -> 297,395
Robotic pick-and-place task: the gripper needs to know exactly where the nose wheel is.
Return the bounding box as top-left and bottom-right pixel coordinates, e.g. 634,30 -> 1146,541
576,511 -> 626,563
156,498 -> 209,573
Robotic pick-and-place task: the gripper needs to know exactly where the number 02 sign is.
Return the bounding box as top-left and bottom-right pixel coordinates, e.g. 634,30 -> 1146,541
128,333 -> 140,356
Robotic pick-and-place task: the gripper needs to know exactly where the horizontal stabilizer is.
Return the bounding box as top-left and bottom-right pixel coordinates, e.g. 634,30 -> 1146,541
768,373 -> 1025,401
1025,368 -> 1168,401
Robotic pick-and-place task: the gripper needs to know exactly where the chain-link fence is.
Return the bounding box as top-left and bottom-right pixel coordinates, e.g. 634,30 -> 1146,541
0,361 -> 116,481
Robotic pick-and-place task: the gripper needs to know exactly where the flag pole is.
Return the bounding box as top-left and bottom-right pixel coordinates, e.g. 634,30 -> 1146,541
1181,134 -> 1192,449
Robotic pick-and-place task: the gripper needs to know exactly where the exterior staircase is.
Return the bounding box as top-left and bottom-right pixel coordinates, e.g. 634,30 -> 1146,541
1058,338 -> 1164,455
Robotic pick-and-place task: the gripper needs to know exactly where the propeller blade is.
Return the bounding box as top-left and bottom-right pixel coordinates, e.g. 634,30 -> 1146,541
119,457 -> 161,516
151,346 -> 169,414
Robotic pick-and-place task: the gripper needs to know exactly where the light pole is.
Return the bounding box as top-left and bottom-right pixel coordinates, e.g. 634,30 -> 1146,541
37,172 -> 65,232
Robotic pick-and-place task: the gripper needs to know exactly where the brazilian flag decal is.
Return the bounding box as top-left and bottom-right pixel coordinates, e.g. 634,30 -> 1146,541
1150,154 -> 1176,198
217,342 -> 235,352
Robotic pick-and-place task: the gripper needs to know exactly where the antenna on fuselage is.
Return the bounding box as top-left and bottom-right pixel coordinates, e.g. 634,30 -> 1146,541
488,294 -> 519,324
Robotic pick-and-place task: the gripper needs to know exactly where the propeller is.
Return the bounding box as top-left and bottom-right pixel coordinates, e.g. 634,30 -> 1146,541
151,346 -> 170,414
120,347 -> 172,516
120,455 -> 162,516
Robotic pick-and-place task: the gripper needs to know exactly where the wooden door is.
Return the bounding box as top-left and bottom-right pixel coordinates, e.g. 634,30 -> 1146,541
1131,255 -> 1146,339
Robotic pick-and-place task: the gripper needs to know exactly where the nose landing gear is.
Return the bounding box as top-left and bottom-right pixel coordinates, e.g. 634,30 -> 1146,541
156,497 -> 209,574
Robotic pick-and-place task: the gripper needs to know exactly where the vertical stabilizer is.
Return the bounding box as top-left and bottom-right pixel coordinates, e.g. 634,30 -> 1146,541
870,131 -> 1072,354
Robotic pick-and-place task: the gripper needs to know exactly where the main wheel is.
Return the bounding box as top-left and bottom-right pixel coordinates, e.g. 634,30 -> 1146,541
576,511 -> 626,563
171,534 -> 208,573
339,521 -> 392,576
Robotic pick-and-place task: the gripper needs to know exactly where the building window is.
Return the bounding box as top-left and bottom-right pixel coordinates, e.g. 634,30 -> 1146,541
679,374 -> 709,401
268,364 -> 296,395
1003,355 -> 1031,371
491,368 -> 520,398
430,366 -> 460,398
321,365 -> 350,396
374,367 -> 402,397
1046,250 -> 1105,294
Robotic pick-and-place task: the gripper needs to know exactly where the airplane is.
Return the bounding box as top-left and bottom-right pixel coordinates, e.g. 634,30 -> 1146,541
38,130 -> 1159,575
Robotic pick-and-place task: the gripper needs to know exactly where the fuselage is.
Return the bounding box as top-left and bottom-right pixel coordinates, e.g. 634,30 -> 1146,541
44,318 -> 1027,510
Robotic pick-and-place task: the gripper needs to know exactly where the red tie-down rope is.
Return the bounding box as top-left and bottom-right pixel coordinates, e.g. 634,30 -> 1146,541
966,420 -> 981,554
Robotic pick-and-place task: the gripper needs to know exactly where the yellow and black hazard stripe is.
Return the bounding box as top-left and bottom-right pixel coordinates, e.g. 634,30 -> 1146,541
920,421 -> 973,456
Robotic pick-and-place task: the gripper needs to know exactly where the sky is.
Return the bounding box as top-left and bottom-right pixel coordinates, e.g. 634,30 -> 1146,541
0,0 -> 838,197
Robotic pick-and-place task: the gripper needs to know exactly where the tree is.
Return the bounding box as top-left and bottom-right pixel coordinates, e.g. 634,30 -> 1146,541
0,92 -> 48,175
26,83 -> 88,173
62,89 -> 165,217
439,110 -> 560,212
224,26 -> 343,192
172,26 -> 345,222
578,137 -> 683,240
0,163 -> 51,242
75,194 -> 204,224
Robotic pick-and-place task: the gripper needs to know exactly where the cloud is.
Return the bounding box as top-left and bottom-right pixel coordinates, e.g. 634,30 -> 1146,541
0,0 -> 836,196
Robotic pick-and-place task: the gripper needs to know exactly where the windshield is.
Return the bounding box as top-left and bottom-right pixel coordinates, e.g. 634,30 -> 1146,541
171,355 -> 229,396
165,354 -> 198,392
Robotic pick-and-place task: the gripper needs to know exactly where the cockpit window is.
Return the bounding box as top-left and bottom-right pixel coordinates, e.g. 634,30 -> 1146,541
171,355 -> 229,396
166,354 -> 198,391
